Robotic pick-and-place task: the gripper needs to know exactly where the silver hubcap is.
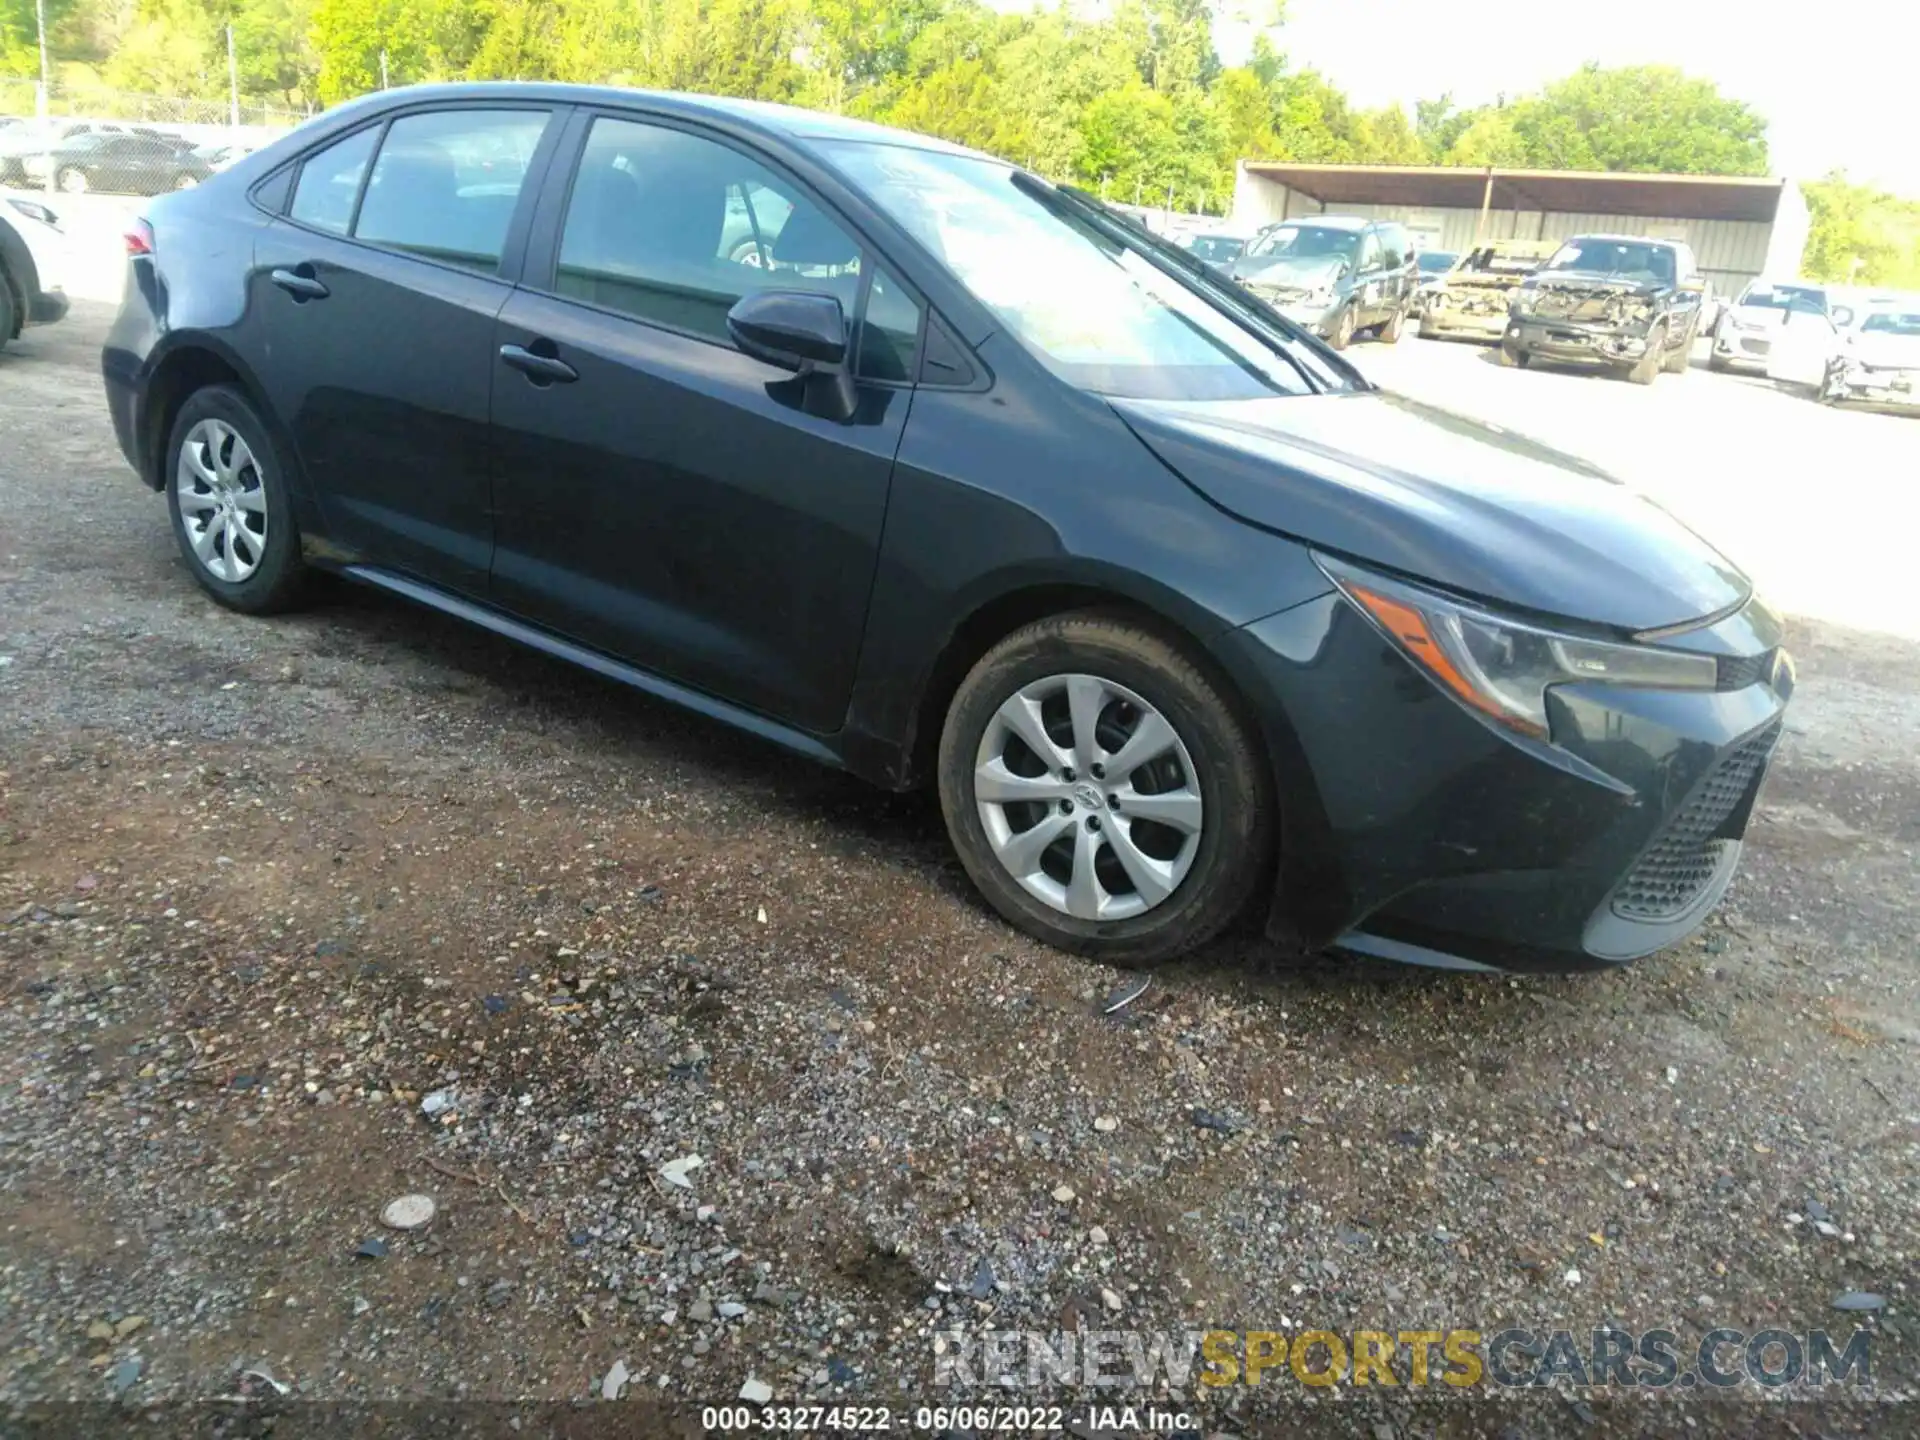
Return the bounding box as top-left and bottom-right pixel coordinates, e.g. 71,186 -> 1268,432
175,419 -> 268,583
973,673 -> 1203,922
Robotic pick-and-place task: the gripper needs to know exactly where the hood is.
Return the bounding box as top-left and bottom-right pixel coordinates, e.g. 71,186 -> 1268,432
1232,253 -> 1345,290
1111,390 -> 1749,633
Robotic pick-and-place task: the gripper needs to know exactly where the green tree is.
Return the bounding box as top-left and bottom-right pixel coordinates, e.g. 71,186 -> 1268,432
1802,171 -> 1920,288
103,0 -> 220,95
229,0 -> 317,103
1510,64 -> 1767,175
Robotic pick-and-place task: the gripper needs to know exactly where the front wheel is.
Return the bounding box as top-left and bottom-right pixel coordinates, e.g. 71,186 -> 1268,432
171,172 -> 198,191
1377,304 -> 1405,344
1625,326 -> 1665,385
1327,306 -> 1355,351
937,612 -> 1274,967
56,167 -> 89,194
1498,340 -> 1529,367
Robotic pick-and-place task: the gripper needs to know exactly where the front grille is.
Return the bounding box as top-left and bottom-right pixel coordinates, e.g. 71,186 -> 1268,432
1611,727 -> 1779,922
1715,650 -> 1773,690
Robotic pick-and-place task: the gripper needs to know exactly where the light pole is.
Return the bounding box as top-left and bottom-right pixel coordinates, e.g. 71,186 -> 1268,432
227,24 -> 240,132
34,0 -> 50,119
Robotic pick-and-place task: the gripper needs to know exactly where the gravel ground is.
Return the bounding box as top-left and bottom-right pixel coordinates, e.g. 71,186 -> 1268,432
2,302 -> 1918,1438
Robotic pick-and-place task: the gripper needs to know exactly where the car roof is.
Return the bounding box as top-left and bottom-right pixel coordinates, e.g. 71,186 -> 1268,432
1566,232 -> 1687,247
327,82 -> 991,161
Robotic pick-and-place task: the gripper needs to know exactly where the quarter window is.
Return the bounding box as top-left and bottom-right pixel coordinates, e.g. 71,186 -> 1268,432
554,117 -> 867,345
352,109 -> 549,273
289,126 -> 377,235
857,266 -> 922,382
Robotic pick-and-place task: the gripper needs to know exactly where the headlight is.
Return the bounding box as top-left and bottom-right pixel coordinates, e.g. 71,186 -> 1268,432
1318,557 -> 1718,739
6,197 -> 61,230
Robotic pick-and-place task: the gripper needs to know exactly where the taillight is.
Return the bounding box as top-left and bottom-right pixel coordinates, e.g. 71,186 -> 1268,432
125,219 -> 155,257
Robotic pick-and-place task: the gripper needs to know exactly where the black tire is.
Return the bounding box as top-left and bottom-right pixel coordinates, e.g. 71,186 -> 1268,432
1708,351 -> 1729,373
1662,320 -> 1694,374
1498,340 -> 1529,367
164,384 -> 308,614
0,262 -> 17,348
937,610 -> 1274,967
1377,304 -> 1405,344
1625,325 -> 1665,385
56,166 -> 88,194
1327,306 -> 1355,351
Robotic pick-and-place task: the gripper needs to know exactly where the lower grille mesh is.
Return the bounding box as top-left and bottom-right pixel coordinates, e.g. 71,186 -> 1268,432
1611,727 -> 1779,921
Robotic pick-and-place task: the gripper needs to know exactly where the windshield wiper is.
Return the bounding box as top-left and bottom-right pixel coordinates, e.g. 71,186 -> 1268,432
1008,171 -> 1367,395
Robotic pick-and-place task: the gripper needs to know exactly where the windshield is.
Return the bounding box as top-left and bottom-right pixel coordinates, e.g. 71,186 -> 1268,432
1738,283 -> 1827,313
1182,235 -> 1246,262
1543,239 -> 1676,285
1417,252 -> 1456,274
1861,311 -> 1920,336
1245,223 -> 1360,262
824,143 -> 1341,401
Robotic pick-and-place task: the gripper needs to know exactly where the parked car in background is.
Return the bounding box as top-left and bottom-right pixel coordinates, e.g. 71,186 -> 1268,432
1502,234 -> 1704,384
1227,215 -> 1418,349
1710,280 -> 1834,374
1,119 -> 142,184
1818,304 -> 1920,410
26,131 -> 212,195
1175,230 -> 1250,272
0,188 -> 72,348
1414,249 -> 1456,292
1418,238 -> 1556,343
103,83 -> 1793,973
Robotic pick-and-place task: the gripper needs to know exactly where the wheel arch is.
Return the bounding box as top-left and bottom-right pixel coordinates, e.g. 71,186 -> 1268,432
891,572 -> 1272,800
138,335 -> 306,502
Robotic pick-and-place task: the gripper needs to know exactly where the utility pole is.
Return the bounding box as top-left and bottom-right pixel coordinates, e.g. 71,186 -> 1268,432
379,49 -> 390,89
34,0 -> 50,119
226,24 -> 240,132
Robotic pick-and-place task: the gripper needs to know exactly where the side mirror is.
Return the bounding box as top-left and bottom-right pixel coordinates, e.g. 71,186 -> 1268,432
726,290 -> 856,421
1831,306 -> 1854,329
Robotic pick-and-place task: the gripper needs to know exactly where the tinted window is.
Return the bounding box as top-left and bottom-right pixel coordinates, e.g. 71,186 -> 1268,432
290,126 -> 378,235
858,266 -> 922,382
1861,310 -> 1920,336
1739,283 -> 1827,313
554,117 -> 863,342
1358,230 -> 1383,269
354,109 -> 548,273
1378,226 -> 1407,268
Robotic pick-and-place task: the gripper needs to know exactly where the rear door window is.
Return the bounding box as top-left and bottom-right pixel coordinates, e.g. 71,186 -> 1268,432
352,109 -> 551,274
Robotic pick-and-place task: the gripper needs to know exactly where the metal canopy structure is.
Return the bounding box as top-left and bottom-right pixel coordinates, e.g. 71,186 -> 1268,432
1239,163 -> 1788,226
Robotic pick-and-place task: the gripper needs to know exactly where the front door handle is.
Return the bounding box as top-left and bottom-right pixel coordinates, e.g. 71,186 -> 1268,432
499,342 -> 578,386
270,266 -> 329,301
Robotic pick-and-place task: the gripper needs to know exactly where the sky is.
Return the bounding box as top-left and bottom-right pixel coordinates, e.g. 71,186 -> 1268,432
1211,0 -> 1920,196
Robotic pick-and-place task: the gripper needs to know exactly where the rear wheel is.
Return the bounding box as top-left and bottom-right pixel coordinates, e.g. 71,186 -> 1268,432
56,167 -> 89,194
1708,351 -> 1729,373
1498,340 -> 1529,367
937,612 -> 1274,967
165,385 -> 308,614
1377,304 -> 1405,344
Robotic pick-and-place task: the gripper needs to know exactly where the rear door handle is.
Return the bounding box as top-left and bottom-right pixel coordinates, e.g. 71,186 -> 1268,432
270,267 -> 329,301
499,343 -> 578,386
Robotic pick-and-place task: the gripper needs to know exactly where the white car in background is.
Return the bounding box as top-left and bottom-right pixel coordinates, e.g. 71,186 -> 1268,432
1710,279 -> 1835,374
0,188 -> 73,349
1820,304 -> 1920,411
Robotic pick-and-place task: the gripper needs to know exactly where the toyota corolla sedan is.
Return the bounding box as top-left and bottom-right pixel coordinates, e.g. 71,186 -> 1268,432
101,84 -> 1793,973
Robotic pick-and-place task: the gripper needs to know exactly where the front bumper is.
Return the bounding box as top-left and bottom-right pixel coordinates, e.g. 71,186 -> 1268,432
1248,292 -> 1341,337
1224,592 -> 1792,974
1830,365 -> 1920,409
1420,301 -> 1508,340
1508,316 -> 1655,366
1713,328 -> 1773,369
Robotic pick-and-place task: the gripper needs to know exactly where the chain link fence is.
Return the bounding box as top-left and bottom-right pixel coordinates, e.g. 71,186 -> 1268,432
1,78 -> 306,195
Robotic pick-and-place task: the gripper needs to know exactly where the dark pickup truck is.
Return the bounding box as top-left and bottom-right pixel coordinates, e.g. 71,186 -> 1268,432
1500,234 -> 1705,384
